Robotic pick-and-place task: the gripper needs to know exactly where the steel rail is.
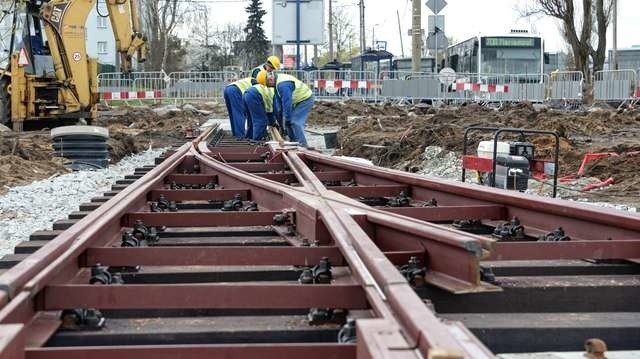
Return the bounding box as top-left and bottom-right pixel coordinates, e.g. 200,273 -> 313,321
300,150 -> 640,242
195,137 -> 494,357
0,125 -> 638,358
0,142 -> 194,302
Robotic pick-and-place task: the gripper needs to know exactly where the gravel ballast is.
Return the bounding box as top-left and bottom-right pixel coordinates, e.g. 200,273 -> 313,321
0,149 -> 163,257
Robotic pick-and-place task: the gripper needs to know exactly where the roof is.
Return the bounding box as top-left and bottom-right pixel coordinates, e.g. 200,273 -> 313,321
352,49 -> 394,62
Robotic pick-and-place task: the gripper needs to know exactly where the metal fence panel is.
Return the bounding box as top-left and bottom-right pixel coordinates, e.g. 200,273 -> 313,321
594,70 -> 636,101
380,78 -> 441,99
97,71 -> 166,93
549,71 -> 583,100
166,71 -> 237,100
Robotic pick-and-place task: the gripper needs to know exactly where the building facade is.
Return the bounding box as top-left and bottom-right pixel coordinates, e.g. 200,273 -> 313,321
608,47 -> 640,71
85,6 -> 118,70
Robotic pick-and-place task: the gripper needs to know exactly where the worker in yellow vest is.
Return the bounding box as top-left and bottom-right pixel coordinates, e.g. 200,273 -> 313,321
257,71 -> 314,146
251,55 -> 281,80
223,77 -> 255,138
244,71 -> 281,140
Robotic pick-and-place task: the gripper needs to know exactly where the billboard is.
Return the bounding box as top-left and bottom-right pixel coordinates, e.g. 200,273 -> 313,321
272,0 -> 324,45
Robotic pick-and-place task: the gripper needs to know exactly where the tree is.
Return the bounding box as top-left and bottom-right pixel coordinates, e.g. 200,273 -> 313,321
521,0 -> 612,78
140,0 -> 188,71
242,0 -> 269,69
164,35 -> 188,73
318,6 -> 359,66
188,4 -> 219,71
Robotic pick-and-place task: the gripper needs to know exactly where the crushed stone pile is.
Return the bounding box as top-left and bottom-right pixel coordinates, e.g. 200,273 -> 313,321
0,149 -> 163,256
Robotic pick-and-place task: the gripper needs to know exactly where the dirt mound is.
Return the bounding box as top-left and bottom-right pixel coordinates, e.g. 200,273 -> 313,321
308,100 -> 408,126
0,104 -> 211,193
584,154 -> 640,183
328,101 -> 640,205
0,156 -> 68,194
96,105 -> 209,160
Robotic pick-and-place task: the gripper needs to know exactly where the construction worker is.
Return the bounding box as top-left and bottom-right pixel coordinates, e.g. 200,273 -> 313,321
244,70 -> 280,140
258,71 -> 314,146
223,77 -> 255,138
251,55 -> 281,80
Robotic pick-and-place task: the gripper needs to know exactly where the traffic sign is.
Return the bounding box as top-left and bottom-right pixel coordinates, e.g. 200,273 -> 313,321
426,32 -> 448,50
428,15 -> 445,34
426,0 -> 447,14
18,48 -> 30,67
438,67 -> 456,85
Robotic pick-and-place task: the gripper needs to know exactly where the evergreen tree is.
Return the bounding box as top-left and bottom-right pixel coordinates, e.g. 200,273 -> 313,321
242,0 -> 269,68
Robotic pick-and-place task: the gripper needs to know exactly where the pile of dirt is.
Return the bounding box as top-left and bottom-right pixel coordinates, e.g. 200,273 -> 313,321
95,105 -> 210,161
329,102 -> 640,205
308,100 -> 410,126
0,132 -> 69,193
0,103 -> 211,193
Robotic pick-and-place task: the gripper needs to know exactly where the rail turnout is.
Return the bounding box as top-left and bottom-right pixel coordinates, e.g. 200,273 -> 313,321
0,124 -> 638,358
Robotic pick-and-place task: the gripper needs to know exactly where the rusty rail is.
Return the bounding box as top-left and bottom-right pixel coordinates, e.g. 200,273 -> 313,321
0,125 -> 638,358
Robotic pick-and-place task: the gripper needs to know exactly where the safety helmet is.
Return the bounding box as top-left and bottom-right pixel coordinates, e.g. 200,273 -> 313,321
256,69 -> 269,86
266,55 -> 281,70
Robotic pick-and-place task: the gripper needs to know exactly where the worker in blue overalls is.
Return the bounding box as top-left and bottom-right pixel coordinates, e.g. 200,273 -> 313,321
257,71 -> 314,146
223,77 -> 255,138
243,70 -> 281,141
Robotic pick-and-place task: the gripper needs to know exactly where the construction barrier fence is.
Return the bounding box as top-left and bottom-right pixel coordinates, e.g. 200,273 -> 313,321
97,69 -> 640,107
594,69 -> 637,102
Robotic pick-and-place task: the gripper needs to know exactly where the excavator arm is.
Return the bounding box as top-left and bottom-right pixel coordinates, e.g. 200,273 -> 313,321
104,0 -> 146,72
39,0 -> 146,107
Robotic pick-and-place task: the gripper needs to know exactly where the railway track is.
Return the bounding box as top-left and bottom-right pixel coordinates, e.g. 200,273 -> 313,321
0,124 -> 639,358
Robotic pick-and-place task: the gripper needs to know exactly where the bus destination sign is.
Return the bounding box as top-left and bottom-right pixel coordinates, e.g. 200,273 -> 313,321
483,37 -> 536,48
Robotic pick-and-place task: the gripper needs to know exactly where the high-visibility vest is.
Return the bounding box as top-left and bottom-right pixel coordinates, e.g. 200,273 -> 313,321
251,84 -> 275,113
276,74 -> 312,104
251,66 -> 263,79
231,77 -> 254,93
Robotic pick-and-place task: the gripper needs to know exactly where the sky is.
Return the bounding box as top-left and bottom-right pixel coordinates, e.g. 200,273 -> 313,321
201,0 -> 640,57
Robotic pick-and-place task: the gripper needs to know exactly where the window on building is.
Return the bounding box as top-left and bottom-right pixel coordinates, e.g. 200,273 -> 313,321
97,16 -> 108,28
97,41 -> 108,54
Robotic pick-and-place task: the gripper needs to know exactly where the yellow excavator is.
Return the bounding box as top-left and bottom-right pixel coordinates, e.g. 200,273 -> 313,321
0,0 -> 145,131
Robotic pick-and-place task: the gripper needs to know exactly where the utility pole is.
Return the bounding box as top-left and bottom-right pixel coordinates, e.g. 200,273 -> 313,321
328,0 -> 334,62
397,9 -> 405,58
296,0 -> 301,70
612,0 -> 618,70
359,0 -> 365,52
411,0 -> 421,72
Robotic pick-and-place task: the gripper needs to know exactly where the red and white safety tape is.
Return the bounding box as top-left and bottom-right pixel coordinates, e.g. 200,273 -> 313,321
455,83 -> 509,93
101,91 -> 162,100
314,79 -> 372,90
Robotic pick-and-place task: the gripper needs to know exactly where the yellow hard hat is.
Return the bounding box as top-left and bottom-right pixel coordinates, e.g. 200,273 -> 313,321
256,69 -> 268,86
267,55 -> 281,70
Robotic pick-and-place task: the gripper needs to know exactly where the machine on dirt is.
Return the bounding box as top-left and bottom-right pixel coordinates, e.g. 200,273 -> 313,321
461,127 -> 560,197
0,0 -> 145,131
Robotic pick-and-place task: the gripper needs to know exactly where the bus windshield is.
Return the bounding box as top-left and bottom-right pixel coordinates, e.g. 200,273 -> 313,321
480,37 -> 542,75
481,48 -> 541,74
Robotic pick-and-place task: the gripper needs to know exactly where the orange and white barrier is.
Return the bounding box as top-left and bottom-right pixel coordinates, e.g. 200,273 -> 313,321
101,90 -> 162,100
455,82 -> 509,93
